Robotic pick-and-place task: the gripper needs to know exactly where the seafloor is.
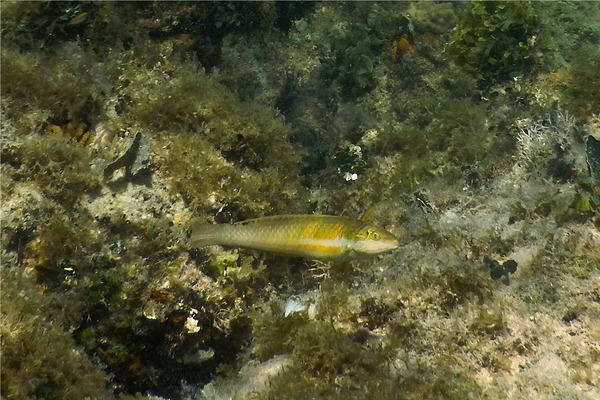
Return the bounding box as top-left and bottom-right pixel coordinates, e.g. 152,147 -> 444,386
1,2 -> 599,400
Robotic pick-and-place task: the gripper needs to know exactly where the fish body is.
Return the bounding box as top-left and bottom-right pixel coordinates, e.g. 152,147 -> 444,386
190,215 -> 398,261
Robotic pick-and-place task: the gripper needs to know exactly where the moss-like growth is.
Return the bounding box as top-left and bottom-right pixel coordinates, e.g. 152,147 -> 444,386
0,45 -> 106,133
1,267 -> 112,400
1,134 -> 101,205
447,1 -> 553,85
102,49 -> 309,218
560,44 -> 600,118
248,279 -> 493,400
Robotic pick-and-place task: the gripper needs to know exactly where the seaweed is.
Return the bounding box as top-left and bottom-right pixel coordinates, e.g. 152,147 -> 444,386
447,1 -> 554,85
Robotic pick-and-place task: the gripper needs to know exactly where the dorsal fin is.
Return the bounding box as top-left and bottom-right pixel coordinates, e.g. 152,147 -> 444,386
359,205 -> 378,222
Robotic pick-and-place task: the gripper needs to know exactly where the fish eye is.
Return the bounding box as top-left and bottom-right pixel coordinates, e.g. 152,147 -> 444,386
368,229 -> 381,240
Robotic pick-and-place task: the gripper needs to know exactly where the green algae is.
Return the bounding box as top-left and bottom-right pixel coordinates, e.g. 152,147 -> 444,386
447,1 -> 555,85
1,267 -> 113,400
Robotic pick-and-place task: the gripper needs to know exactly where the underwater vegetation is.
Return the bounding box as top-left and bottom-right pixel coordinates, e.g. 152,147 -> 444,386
1,2 -> 600,400
446,1 -> 555,85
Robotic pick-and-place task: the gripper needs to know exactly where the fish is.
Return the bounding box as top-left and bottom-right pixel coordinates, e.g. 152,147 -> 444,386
68,11 -> 88,25
189,214 -> 399,261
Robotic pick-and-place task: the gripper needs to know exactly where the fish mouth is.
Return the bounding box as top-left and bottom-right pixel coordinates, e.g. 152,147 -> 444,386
353,239 -> 399,255
386,240 -> 400,252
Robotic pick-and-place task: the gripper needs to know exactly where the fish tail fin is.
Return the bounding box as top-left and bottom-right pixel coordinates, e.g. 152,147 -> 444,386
189,219 -> 223,248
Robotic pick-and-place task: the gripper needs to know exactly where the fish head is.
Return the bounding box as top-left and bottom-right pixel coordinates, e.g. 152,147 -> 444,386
350,223 -> 399,255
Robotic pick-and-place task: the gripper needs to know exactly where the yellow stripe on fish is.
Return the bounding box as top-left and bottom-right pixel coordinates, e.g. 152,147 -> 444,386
189,215 -> 398,261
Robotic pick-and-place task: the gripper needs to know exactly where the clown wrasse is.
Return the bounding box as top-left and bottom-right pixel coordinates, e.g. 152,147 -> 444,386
189,214 -> 398,261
